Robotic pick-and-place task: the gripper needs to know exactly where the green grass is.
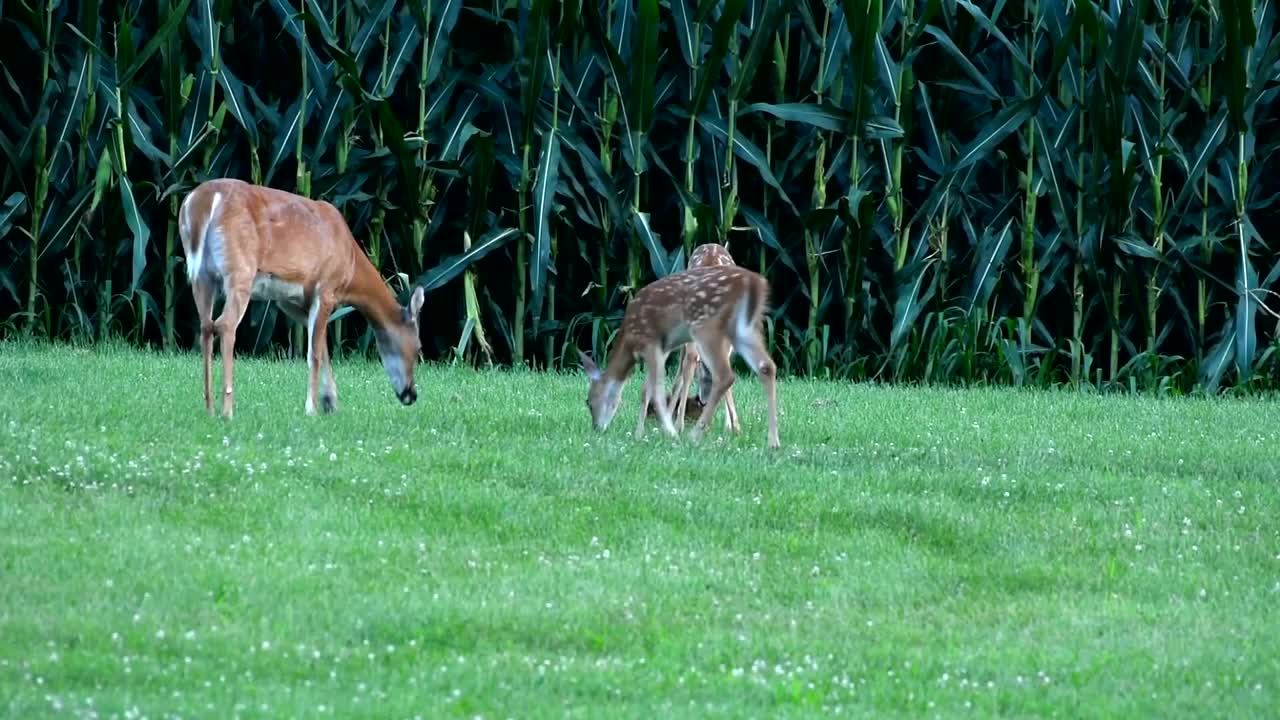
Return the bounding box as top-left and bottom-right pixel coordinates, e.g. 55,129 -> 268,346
1,340 -> 1278,718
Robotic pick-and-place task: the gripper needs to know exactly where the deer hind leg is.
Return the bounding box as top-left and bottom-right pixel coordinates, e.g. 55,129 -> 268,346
214,272 -> 253,418
669,345 -> 701,432
732,329 -> 780,449
690,333 -> 735,444
192,276 -> 218,415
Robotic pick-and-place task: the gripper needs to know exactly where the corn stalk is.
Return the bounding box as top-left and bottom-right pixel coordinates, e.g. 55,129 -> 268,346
24,0 -> 57,335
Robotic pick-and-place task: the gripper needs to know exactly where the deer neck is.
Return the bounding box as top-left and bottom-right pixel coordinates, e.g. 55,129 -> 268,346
602,336 -> 640,383
340,251 -> 401,333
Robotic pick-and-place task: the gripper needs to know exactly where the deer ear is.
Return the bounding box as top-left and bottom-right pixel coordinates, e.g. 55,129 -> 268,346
408,286 -> 425,317
577,349 -> 601,380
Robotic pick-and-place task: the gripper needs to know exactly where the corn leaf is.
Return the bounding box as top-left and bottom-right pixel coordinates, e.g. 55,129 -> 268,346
119,174 -> 151,293
690,0 -> 746,118
0,193 -> 27,238
424,0 -> 462,86
698,114 -> 798,215
742,102 -> 849,132
417,227 -> 525,292
632,210 -> 670,278
530,128 -> 561,330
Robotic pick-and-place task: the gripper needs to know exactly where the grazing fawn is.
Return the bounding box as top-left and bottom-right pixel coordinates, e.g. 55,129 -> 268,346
666,242 -> 740,433
577,264 -> 781,449
179,178 -> 426,417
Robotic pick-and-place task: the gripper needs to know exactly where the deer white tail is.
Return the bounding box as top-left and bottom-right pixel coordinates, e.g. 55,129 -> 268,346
184,191 -> 223,282
732,279 -> 765,344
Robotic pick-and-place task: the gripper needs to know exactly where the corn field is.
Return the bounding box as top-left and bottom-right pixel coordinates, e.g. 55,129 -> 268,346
1,0 -> 1278,392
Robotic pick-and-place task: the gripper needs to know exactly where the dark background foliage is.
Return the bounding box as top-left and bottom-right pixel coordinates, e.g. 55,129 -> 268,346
2,0 -> 1278,393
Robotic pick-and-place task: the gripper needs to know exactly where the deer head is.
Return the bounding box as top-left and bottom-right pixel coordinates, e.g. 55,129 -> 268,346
374,286 -> 426,405
577,349 -> 626,430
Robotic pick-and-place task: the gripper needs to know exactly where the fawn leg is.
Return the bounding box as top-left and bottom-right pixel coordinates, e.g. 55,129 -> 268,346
716,345 -> 740,432
723,385 -> 740,432
646,347 -> 676,437
634,370 -> 652,439
733,332 -> 780,449
669,345 -> 700,431
690,335 -> 735,443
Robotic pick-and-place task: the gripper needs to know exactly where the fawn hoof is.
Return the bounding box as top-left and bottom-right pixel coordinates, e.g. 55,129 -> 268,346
320,393 -> 337,414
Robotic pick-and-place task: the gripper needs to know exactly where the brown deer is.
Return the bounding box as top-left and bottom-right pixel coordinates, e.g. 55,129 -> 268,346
178,178 -> 426,417
577,264 -> 780,448
665,242 -> 740,433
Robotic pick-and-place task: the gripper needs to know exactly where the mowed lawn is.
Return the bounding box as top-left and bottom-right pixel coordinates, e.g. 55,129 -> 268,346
1,342 -> 1278,719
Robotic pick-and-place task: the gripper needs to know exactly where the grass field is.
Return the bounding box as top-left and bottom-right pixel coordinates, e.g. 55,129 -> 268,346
2,341 -> 1278,719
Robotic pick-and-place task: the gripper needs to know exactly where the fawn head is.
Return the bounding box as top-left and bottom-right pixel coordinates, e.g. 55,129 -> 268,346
577,349 -> 624,430
374,286 -> 426,406
689,242 -> 735,268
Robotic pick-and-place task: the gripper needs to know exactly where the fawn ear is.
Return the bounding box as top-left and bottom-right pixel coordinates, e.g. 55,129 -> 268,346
577,349 -> 601,380
408,286 -> 425,317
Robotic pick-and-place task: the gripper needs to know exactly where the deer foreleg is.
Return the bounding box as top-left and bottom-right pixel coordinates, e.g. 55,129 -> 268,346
647,348 -> 676,437
634,373 -> 652,440
690,337 -> 735,444
320,358 -> 338,414
668,345 -> 700,432
304,296 -> 336,415
722,350 -> 740,433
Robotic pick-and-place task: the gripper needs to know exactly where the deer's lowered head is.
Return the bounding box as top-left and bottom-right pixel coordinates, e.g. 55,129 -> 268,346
373,286 -> 426,406
577,348 -> 629,431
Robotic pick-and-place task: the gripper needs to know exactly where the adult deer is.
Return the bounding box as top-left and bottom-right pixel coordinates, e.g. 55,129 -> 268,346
665,242 -> 740,433
577,264 -> 781,449
178,178 -> 425,417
